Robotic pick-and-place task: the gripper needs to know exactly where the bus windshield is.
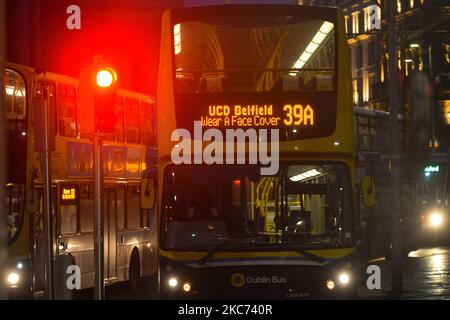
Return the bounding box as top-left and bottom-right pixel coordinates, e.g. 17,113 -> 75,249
161,163 -> 353,251
173,15 -> 335,93
419,165 -> 447,207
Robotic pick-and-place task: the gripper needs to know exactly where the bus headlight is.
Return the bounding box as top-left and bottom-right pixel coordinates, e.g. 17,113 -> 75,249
429,211 -> 444,227
6,272 -> 20,286
183,282 -> 192,292
338,272 -> 350,285
168,277 -> 178,288
326,280 -> 335,290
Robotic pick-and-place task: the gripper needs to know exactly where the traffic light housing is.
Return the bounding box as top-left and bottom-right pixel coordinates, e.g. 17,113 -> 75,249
79,64 -> 118,135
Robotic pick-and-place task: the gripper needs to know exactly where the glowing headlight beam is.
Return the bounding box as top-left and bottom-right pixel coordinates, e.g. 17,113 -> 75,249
338,272 -> 350,285
429,212 -> 443,227
7,272 -> 20,286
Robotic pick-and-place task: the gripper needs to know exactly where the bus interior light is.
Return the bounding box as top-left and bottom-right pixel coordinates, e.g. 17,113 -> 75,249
289,169 -> 321,182
291,21 -> 334,75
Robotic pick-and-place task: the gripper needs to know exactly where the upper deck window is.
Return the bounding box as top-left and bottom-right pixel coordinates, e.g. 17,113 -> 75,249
174,15 -> 335,93
57,83 -> 77,137
4,68 -> 26,120
124,98 -> 140,144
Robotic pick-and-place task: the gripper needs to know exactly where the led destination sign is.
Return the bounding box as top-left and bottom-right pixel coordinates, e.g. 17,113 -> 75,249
202,104 -> 314,128
175,92 -> 336,140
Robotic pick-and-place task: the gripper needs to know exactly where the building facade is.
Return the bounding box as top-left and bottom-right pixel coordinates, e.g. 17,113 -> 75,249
338,0 -> 449,148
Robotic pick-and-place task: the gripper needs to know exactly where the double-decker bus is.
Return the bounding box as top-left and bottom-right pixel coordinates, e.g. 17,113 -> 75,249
156,4 -> 364,299
3,62 -> 158,298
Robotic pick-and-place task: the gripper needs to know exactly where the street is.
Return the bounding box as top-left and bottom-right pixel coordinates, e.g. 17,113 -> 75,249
359,246 -> 450,299
93,246 -> 450,300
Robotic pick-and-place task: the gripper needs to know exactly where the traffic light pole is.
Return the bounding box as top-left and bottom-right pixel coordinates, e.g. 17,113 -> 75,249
42,77 -> 54,300
387,0 -> 403,295
0,0 -> 6,300
93,133 -> 105,300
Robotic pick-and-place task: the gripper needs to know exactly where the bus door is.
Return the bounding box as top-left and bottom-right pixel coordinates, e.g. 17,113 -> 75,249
33,187 -> 57,293
104,187 -> 117,281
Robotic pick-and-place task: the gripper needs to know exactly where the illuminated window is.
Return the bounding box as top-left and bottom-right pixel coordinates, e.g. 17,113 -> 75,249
364,8 -> 370,32
344,15 -> 349,34
363,73 -> 369,102
4,68 -> 26,120
443,101 -> 450,125
398,50 -> 402,70
352,12 -> 359,34
174,24 -> 181,55
397,0 -> 402,13
410,0 -> 414,8
353,79 -> 359,105
444,43 -> 450,64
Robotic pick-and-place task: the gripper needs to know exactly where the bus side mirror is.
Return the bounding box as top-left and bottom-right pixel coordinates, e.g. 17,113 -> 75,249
361,175 -> 376,208
141,177 -> 155,210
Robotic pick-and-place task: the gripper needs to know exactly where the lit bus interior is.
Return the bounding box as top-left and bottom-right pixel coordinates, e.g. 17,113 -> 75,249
174,15 -> 335,93
161,163 -> 353,251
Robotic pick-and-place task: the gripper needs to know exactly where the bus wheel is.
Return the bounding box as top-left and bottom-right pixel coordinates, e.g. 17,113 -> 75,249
128,249 -> 140,291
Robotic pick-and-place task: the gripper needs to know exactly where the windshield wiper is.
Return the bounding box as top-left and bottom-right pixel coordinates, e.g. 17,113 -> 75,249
198,238 -> 230,265
247,242 -> 326,264
294,249 -> 325,264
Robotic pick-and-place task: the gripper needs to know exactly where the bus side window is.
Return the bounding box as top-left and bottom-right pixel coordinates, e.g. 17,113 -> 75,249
124,98 -> 140,144
57,83 -> 77,137
117,185 -> 126,230
4,68 -> 26,119
140,101 -> 155,146
127,185 -> 141,229
5,185 -> 25,243
114,96 -> 125,143
60,203 -> 77,235
80,183 -> 94,233
60,185 -> 78,235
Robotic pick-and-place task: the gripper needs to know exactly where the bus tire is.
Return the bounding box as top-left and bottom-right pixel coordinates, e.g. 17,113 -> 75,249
128,249 -> 140,291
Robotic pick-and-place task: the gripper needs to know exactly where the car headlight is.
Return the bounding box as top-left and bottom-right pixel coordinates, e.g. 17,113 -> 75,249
338,272 -> 350,285
429,211 -> 444,227
6,272 -> 20,286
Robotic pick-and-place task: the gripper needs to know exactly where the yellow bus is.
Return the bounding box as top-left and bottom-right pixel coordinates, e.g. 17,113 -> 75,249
3,62 -> 158,298
156,4 -> 363,299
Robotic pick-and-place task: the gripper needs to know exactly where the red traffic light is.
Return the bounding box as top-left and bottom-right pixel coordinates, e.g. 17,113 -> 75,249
96,68 -> 117,88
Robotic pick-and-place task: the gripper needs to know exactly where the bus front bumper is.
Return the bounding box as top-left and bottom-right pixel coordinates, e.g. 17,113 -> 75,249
159,256 -> 359,299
